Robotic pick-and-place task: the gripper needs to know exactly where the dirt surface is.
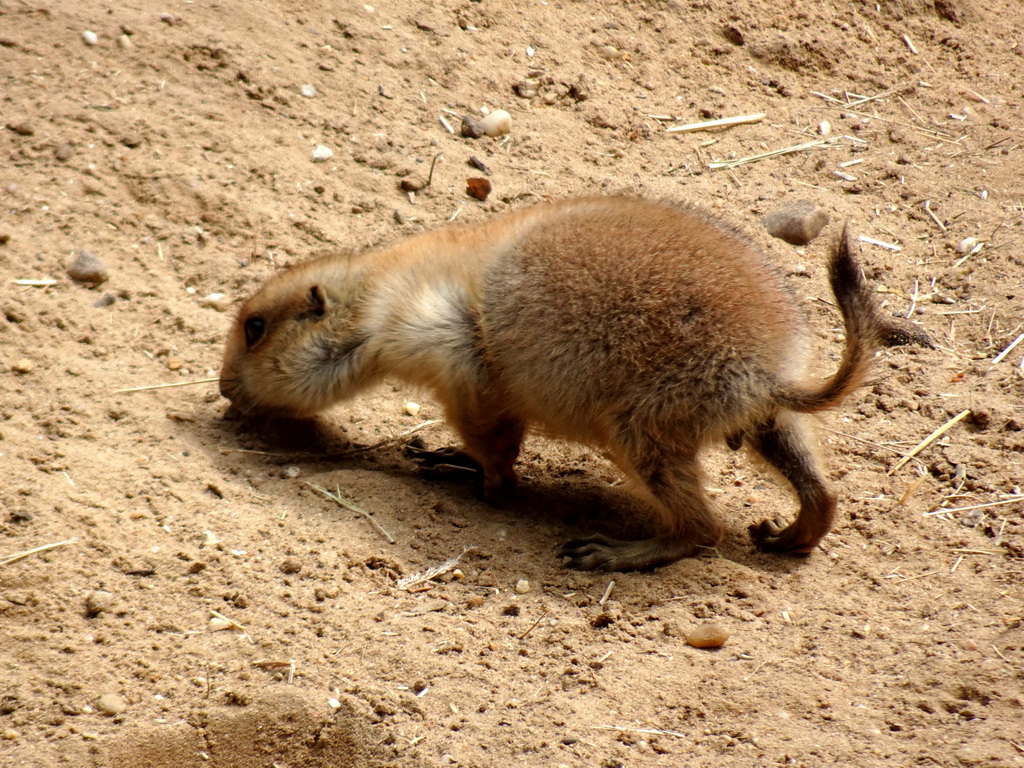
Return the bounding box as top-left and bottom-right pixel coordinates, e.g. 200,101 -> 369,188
2,0 -> 1023,766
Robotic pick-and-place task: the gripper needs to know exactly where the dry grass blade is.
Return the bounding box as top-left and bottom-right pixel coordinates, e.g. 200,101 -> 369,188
307,483 -> 396,544
209,608 -> 254,642
0,537 -> 80,568
666,112 -> 765,134
888,409 -> 970,475
857,235 -> 902,251
115,377 -> 220,393
924,496 -> 1024,517
991,332 -> 1024,364
708,139 -> 838,170
591,725 -> 688,739
396,547 -> 474,590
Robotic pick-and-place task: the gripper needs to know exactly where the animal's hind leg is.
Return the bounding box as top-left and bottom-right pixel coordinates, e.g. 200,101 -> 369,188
562,443 -> 723,571
747,411 -> 837,553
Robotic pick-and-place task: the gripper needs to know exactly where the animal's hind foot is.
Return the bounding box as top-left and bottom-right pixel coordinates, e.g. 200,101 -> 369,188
406,444 -> 483,473
748,517 -> 818,555
560,532 -> 707,572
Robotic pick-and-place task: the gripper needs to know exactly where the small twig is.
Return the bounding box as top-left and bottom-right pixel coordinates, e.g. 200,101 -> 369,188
518,609 -> 549,640
0,537 -> 80,568
115,377 -> 219,393
922,200 -> 947,232
307,483 -> 396,544
819,427 -> 905,457
341,419 -> 442,456
896,570 -> 942,583
991,333 -> 1024,364
888,409 -> 970,475
666,112 -> 765,134
425,152 -> 443,187
743,659 -> 771,681
13,278 -> 59,287
598,580 -> 616,607
905,279 -> 920,318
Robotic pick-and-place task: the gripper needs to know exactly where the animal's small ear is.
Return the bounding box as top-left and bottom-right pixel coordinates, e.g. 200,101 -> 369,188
308,285 -> 328,316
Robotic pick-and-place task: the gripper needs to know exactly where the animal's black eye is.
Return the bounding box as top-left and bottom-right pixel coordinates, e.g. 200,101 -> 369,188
243,316 -> 266,347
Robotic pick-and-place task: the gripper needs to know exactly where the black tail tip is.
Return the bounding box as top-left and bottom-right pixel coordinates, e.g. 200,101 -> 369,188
830,221 -> 862,288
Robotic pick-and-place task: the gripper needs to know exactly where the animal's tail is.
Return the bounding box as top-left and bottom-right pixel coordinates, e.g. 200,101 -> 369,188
777,224 -> 884,413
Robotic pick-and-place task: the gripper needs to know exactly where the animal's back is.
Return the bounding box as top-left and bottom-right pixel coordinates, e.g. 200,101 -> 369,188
479,198 -> 809,444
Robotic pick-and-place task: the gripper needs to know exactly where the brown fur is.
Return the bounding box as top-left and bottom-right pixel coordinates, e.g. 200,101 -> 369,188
220,197 -> 884,570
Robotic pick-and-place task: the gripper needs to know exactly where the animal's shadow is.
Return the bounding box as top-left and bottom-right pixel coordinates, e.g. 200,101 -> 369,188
206,410 -> 819,576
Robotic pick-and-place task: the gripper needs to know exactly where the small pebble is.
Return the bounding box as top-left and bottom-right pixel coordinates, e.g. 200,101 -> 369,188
301,84 -> 317,98
327,698 -> 341,711
762,199 -> 830,246
595,44 -> 623,60
82,30 -> 98,46
686,623 -> 729,648
817,120 -> 831,136
96,693 -> 127,716
8,124 -> 33,137
166,357 -> 183,371
67,250 -> 109,285
54,143 -> 74,162
12,359 -> 34,374
514,579 -> 531,594
279,557 -> 302,575
311,144 -> 333,163
404,401 -> 421,416
283,466 -> 301,478
117,34 -> 133,49
956,237 -> 982,255
399,177 -> 425,193
85,590 -> 114,616
466,594 -> 485,609
3,728 -> 19,740
209,616 -> 232,631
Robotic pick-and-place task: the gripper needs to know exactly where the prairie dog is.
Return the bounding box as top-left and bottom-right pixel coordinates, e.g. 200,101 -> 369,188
220,197 -> 883,571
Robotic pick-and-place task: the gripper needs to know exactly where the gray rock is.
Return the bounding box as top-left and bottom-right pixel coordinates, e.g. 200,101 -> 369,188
96,693 -> 127,716
67,250 -> 108,285
762,200 -> 829,246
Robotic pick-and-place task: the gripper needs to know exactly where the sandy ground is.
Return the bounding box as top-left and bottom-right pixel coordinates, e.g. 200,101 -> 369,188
1,0 -> 1023,766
